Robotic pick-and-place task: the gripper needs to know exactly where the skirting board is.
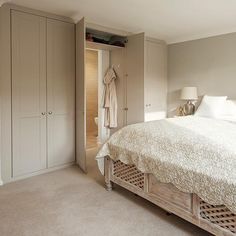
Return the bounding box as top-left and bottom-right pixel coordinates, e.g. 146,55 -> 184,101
2,162 -> 75,185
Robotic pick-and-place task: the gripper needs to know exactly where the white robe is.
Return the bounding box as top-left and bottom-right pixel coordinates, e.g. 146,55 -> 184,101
103,68 -> 117,128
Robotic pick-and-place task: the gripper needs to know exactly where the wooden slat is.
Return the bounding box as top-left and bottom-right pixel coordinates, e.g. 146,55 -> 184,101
109,158 -> 236,236
113,161 -> 144,190
200,200 -> 236,234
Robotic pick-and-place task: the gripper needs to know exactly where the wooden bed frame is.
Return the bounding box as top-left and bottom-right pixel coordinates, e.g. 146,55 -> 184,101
104,157 -> 236,236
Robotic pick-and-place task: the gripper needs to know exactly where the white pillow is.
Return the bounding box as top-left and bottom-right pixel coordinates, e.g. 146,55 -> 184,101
194,95 -> 227,118
222,100 -> 236,116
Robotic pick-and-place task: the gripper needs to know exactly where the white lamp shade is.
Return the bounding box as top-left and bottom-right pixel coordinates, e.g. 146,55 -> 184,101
180,87 -> 198,100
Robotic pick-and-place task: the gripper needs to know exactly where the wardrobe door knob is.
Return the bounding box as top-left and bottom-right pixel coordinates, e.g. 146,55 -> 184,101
41,112 -> 46,115
48,111 -> 52,115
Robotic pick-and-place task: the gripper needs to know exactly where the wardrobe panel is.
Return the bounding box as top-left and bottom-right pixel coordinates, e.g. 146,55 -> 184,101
125,33 -> 145,125
145,40 -> 167,120
11,11 -> 47,177
76,18 -> 87,172
47,19 -> 75,167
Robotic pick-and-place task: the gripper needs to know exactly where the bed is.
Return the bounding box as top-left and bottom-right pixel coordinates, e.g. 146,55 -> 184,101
96,116 -> 236,236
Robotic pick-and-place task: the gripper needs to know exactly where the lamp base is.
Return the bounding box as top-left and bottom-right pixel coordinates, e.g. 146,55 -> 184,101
183,101 -> 195,116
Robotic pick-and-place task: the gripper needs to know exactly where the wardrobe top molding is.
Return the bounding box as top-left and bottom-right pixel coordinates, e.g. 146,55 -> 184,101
1,3 -> 167,45
1,3 -> 129,34
1,3 -> 74,23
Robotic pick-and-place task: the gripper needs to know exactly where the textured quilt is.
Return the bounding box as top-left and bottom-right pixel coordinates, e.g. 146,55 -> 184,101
96,116 -> 236,213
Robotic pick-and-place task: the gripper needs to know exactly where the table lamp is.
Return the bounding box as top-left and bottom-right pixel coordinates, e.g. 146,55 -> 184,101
180,87 -> 198,115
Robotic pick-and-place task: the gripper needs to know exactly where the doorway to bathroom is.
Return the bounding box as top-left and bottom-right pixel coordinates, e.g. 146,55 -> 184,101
85,49 -> 110,149
86,49 -> 99,149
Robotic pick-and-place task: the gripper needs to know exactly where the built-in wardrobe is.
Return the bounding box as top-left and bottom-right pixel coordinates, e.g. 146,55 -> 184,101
0,4 -> 75,182
76,19 -> 167,172
0,4 -> 167,183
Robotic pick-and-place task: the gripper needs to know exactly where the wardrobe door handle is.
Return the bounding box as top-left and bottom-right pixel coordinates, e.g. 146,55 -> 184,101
48,111 -> 52,115
41,112 -> 46,115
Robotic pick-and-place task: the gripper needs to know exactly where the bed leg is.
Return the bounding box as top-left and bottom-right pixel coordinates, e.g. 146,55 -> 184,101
106,181 -> 113,191
105,157 -> 113,191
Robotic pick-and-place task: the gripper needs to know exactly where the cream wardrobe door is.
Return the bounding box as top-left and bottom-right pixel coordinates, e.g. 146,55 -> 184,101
144,40 -> 167,120
125,33 -> 145,125
11,11 -> 47,177
47,19 -> 75,167
75,18 -> 87,172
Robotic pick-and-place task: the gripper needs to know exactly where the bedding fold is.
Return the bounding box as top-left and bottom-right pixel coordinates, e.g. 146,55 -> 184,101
96,116 -> 236,213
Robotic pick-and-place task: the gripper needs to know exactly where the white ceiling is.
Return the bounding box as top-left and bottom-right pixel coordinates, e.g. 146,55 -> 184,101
2,0 -> 236,44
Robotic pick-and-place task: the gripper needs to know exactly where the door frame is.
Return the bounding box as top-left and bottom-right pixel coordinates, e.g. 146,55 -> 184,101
76,17 -> 87,173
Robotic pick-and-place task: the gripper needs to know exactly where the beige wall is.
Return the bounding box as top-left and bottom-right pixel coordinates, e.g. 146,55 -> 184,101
168,32 -> 236,116
86,50 -> 98,135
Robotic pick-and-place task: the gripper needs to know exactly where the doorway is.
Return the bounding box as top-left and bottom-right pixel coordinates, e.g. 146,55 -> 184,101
86,49 -> 99,149
85,49 -> 110,150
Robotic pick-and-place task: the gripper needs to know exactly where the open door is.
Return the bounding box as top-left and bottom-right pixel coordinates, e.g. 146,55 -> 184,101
125,33 -> 145,125
76,18 -> 87,172
110,48 -> 125,134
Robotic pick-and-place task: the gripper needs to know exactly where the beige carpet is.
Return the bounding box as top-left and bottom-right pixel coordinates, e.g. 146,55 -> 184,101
0,148 -> 211,236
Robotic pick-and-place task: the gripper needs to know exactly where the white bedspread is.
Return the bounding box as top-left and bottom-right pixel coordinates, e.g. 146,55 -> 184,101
96,116 -> 236,213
